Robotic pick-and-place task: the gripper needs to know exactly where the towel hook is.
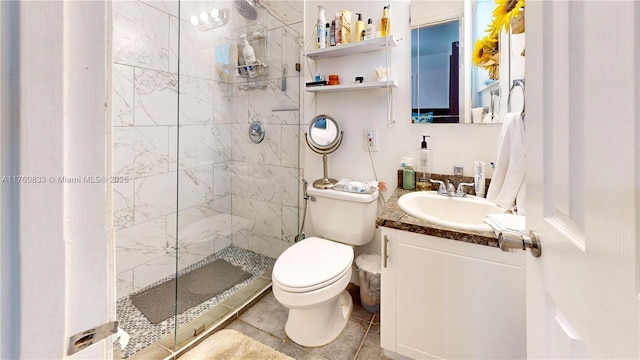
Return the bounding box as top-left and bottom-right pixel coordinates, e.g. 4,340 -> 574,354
507,79 -> 525,116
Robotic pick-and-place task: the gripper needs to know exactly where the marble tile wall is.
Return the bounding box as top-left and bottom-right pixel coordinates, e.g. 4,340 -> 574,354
113,0 -> 303,299
229,2 -> 303,259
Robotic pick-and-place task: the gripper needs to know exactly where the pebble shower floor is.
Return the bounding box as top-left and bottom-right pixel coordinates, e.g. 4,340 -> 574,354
116,245 -> 276,359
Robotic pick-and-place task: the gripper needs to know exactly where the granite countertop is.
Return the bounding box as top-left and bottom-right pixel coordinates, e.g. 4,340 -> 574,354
375,188 -> 499,247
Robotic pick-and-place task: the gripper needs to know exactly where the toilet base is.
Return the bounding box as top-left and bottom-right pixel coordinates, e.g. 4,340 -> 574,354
284,290 -> 353,347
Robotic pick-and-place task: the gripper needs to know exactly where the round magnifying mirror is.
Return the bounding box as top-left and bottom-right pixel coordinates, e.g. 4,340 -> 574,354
307,115 -> 341,152
305,114 -> 343,189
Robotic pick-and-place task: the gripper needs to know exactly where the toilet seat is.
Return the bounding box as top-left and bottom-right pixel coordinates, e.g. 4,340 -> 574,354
273,237 -> 353,293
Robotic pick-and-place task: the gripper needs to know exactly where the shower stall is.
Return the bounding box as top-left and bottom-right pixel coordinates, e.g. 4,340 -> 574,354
111,0 -> 303,357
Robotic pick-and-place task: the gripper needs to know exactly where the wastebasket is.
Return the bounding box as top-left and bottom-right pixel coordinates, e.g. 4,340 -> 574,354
355,254 -> 381,313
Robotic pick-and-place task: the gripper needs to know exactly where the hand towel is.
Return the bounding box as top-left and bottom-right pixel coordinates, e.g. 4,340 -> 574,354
486,112 -> 526,213
484,213 -> 526,237
333,179 -> 378,194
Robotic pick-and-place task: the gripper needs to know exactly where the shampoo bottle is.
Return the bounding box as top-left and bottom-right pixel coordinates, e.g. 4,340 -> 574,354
365,18 -> 376,40
236,44 -> 248,77
354,13 -> 364,42
381,5 -> 390,37
239,34 -> 257,77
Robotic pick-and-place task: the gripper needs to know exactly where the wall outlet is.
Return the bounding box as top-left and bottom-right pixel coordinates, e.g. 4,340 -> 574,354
363,129 -> 378,151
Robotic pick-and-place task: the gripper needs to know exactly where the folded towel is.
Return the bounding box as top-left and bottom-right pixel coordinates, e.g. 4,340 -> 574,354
333,179 -> 378,194
484,213 -> 526,237
486,112 -> 526,213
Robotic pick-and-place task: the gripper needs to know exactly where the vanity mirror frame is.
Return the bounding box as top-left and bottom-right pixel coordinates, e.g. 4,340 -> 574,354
410,0 -> 503,124
305,114 -> 343,189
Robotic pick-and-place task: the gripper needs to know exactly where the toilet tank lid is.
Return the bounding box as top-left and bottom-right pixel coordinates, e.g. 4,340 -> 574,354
307,186 -> 379,203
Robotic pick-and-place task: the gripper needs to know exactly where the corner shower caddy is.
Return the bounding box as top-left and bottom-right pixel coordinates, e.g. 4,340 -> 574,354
234,22 -> 269,90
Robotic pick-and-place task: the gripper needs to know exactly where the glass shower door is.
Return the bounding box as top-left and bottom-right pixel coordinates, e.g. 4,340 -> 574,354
171,0 -> 302,353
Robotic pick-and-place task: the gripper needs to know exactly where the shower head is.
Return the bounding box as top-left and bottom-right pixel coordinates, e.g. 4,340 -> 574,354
234,0 -> 258,20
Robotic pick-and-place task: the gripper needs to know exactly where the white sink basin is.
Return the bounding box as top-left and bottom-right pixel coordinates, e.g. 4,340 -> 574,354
397,191 -> 507,232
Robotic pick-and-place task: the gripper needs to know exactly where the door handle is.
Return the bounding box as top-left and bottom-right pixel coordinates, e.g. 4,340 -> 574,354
498,230 -> 542,257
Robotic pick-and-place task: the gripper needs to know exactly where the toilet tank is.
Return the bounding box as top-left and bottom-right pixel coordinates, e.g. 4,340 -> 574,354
307,186 -> 379,246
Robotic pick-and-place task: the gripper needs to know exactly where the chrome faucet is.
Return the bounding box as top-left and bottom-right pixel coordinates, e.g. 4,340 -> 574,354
456,182 -> 475,197
430,179 -> 456,196
429,179 -> 447,195
445,179 -> 456,196
431,179 -> 473,197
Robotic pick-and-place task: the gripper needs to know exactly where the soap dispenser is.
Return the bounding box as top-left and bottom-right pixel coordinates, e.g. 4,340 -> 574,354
416,135 -> 432,191
364,18 -> 376,40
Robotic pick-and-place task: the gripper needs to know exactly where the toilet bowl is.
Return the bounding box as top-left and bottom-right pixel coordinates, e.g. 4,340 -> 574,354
272,186 -> 379,347
272,237 -> 354,347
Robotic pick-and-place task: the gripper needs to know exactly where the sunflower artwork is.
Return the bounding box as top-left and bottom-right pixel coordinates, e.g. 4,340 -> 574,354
472,0 -> 525,80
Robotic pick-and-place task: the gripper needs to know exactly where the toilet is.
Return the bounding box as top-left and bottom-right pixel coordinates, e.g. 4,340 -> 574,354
272,186 -> 379,347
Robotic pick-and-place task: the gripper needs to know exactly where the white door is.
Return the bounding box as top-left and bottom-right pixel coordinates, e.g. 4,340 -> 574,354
526,1 -> 639,358
1,2 -> 113,358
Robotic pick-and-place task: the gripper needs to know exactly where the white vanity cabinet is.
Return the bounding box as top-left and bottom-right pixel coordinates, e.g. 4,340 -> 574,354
380,227 -> 526,360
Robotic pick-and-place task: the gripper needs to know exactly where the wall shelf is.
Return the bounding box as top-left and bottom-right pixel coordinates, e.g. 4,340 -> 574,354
305,35 -> 398,59
306,81 -> 398,93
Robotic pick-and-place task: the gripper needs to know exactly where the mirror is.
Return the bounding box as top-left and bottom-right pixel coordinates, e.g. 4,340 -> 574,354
307,115 -> 341,151
411,0 -> 498,124
305,115 -> 343,189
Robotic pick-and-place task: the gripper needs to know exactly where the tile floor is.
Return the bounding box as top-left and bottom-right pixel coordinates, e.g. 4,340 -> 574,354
117,245 -> 275,358
224,284 -> 390,360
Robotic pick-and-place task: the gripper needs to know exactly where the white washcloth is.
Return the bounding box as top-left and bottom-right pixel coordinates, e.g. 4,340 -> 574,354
333,179 -> 378,194
486,112 -> 526,214
484,213 -> 526,237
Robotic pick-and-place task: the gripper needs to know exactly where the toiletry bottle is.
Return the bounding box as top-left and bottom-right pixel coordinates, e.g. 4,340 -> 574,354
365,18 -> 376,40
236,44 -> 248,77
334,13 -> 342,45
398,157 -> 408,187
354,13 -> 364,42
381,5 -> 390,37
317,5 -> 326,29
240,34 -> 256,63
325,23 -> 330,48
416,135 -> 432,191
330,20 -> 336,46
318,20 -> 326,48
360,30 -> 366,42
239,34 -> 257,77
474,161 -> 486,197
403,158 -> 415,190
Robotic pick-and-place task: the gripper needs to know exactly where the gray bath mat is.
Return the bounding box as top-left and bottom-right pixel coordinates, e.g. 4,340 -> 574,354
130,259 -> 251,324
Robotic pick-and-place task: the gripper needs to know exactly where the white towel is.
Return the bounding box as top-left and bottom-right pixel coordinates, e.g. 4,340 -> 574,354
484,213 -> 526,237
486,112 -> 526,214
333,179 -> 378,194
